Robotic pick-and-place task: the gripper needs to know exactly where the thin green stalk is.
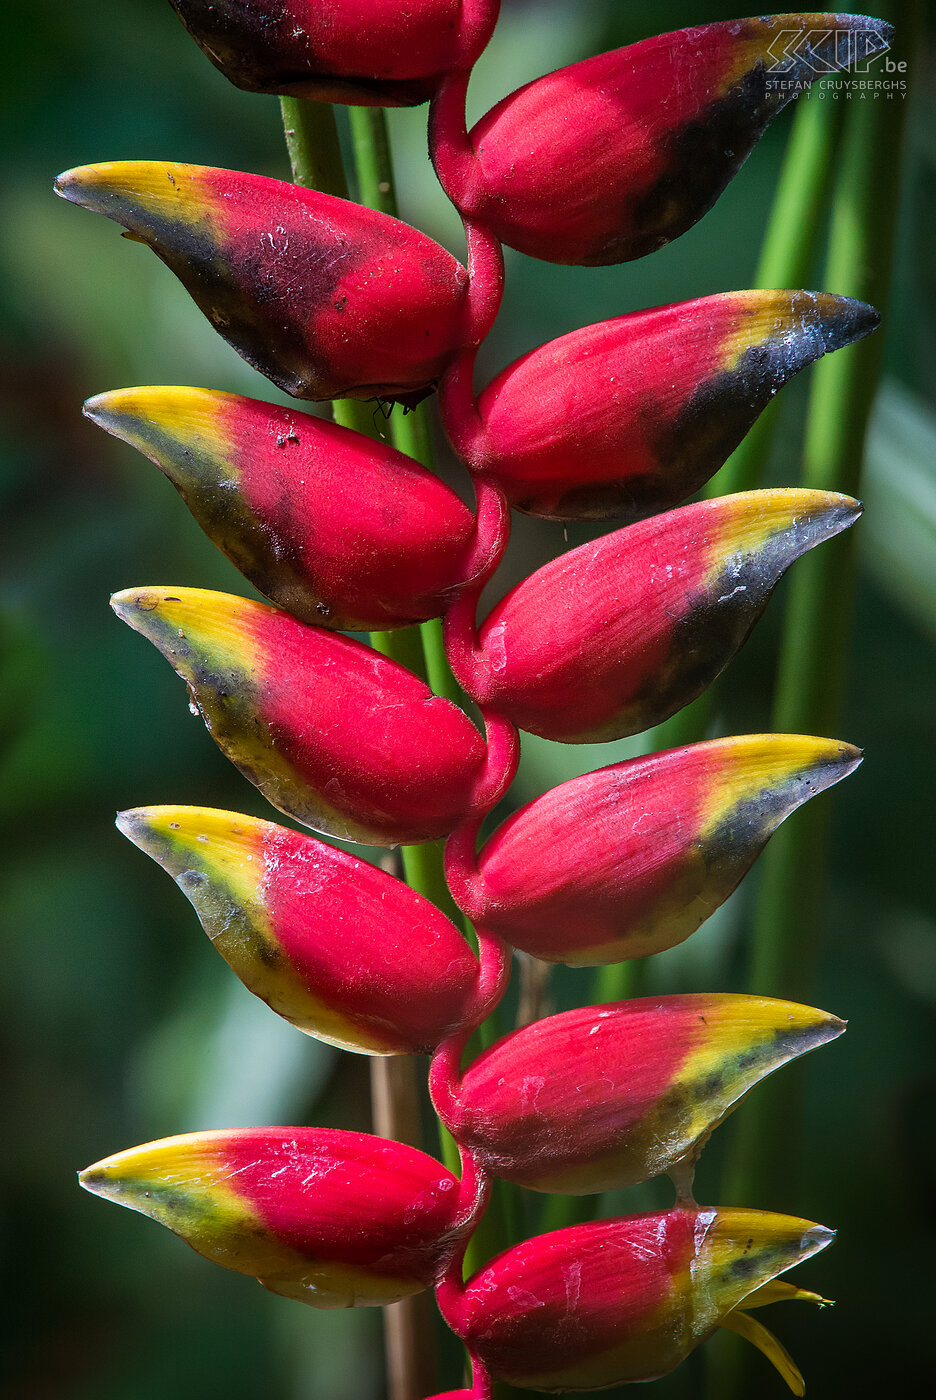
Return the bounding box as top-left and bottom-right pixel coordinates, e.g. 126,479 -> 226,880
279,97 -> 349,197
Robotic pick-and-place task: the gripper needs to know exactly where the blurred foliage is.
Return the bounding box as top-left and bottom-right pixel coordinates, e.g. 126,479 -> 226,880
1,1 -> 934,1397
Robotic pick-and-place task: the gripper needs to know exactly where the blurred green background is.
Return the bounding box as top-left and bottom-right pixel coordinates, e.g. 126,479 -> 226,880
2,1 -> 934,1397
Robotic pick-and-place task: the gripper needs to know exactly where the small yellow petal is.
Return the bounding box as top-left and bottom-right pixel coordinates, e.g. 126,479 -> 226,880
737,1279 -> 833,1311
718,1308 -> 805,1396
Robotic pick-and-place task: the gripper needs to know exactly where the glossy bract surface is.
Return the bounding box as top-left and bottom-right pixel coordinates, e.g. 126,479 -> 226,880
80,1128 -> 469,1307
471,292 -> 878,520
55,162 -> 471,405
86,387 -> 476,630
111,588 -> 486,845
435,994 -> 844,1193
118,806 -> 481,1053
456,490 -> 860,742
446,1208 -> 833,1390
169,0 -> 501,106
471,735 -> 861,963
448,14 -> 891,264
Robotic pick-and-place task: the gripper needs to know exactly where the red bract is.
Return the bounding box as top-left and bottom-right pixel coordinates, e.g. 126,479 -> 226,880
80,1128 -> 479,1308
117,805 -> 484,1054
455,735 -> 861,964
447,490 -> 860,742
439,1207 -> 833,1391
464,291 -> 878,521
432,994 -> 843,1194
110,587 -> 486,845
85,386 -> 477,630
169,0 -> 500,106
54,162 -> 472,405
434,13 -> 892,264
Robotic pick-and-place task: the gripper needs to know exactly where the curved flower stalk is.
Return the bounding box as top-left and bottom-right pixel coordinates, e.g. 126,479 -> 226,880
80,1128 -> 487,1307
60,4 -> 886,1396
85,387 -> 480,630
435,1207 -> 833,1394
167,0 -> 502,107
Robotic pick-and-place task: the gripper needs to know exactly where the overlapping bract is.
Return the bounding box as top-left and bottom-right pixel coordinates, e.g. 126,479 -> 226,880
432,994 -> 844,1194
436,13 -> 891,264
468,291 -> 878,520
55,162 -> 471,405
168,0 -> 501,106
462,734 -> 861,964
450,489 -> 861,742
110,587 -> 486,845
86,387 -> 477,630
118,805 -> 482,1054
80,1128 -> 475,1307
440,1208 -> 833,1392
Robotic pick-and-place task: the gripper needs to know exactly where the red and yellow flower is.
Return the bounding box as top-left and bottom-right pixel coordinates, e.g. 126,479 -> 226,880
465,734 -> 861,963
435,14 -> 891,265
450,490 -> 860,742
81,1128 -> 478,1308
54,162 -> 472,404
466,291 -> 878,520
86,386 -> 477,630
118,804 -> 482,1054
440,1207 -> 833,1393
111,587 -> 486,845
432,993 -> 844,1194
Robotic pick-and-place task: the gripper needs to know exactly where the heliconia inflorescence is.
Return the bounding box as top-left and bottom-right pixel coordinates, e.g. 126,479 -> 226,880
447,734 -> 862,964
109,586 -> 488,845
64,3 -> 883,1395
436,1208 -> 834,1393
444,489 -> 861,743
430,995 -> 844,1195
431,13 -> 892,265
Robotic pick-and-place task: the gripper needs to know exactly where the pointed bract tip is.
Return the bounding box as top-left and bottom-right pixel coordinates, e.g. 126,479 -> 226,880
114,807 -> 143,840
115,806 -> 179,856
818,295 -> 880,351
77,1164 -> 106,1194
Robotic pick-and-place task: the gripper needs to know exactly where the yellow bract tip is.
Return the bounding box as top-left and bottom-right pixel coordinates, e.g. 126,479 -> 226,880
117,805 -> 269,911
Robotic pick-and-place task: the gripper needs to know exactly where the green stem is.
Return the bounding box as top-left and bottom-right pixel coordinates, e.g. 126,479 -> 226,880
279,97 -> 350,196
